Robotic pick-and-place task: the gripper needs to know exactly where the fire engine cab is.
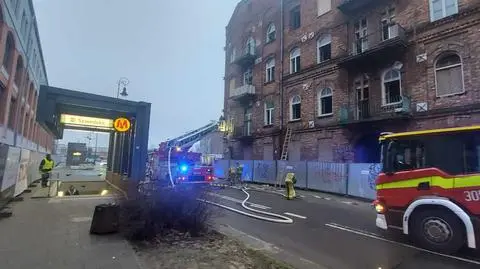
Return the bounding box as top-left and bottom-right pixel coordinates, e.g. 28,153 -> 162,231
373,126 -> 480,254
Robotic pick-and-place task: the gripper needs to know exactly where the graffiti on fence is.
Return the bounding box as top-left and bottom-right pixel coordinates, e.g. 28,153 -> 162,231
256,162 -> 272,180
368,163 -> 381,190
314,167 -> 344,183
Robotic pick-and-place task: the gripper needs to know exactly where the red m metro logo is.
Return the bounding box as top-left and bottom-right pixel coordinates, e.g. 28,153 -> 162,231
113,117 -> 131,132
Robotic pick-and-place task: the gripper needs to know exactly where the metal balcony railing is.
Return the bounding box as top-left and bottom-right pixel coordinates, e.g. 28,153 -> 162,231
339,95 -> 411,123
350,23 -> 406,57
233,49 -> 257,68
229,84 -> 255,99
232,123 -> 253,139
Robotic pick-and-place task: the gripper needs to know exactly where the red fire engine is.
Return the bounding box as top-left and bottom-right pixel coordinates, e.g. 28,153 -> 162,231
149,122 -> 219,184
373,126 -> 480,254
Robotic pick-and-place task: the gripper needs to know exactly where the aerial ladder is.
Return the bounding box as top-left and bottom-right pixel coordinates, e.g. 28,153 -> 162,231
151,121 -> 220,187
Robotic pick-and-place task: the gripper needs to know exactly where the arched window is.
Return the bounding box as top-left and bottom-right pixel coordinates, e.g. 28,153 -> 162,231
14,56 -> 24,86
318,88 -> 333,116
265,58 -> 275,82
266,23 -> 276,43
435,53 -> 464,96
2,32 -> 16,74
290,48 -> 301,74
290,95 -> 301,120
317,34 -> 332,63
245,37 -> 255,55
382,68 -> 402,105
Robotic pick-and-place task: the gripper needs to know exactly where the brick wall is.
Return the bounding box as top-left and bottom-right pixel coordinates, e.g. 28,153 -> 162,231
224,0 -> 480,161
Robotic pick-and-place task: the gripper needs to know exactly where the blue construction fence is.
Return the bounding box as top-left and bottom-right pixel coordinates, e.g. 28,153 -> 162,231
213,160 -> 382,200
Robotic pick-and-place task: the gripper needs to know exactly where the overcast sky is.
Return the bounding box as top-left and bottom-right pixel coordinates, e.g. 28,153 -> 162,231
33,0 -> 237,148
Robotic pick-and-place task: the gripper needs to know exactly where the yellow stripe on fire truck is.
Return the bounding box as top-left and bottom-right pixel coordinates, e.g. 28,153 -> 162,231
376,175 -> 480,190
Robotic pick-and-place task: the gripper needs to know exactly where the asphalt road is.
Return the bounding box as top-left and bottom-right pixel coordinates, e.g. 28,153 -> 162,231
208,186 -> 480,269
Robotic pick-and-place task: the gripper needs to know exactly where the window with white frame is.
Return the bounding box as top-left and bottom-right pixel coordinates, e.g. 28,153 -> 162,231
290,95 -> 301,120
381,7 -> 397,41
317,34 -> 331,63
245,37 -> 255,55
265,58 -> 275,82
382,69 -> 402,105
230,47 -> 236,63
435,53 -> 464,96
266,23 -> 276,43
243,68 -> 253,85
430,0 -> 458,22
290,48 -> 301,74
264,101 -> 274,125
318,88 -> 333,116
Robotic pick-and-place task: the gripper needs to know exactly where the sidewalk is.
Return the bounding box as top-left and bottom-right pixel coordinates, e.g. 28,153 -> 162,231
0,186 -> 144,269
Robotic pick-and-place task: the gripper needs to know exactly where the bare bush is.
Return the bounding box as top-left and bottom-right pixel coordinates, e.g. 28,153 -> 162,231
117,184 -> 215,241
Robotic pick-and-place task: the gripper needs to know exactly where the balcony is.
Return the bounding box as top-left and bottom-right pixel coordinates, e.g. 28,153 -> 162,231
229,84 -> 256,104
232,124 -> 254,144
338,24 -> 407,69
339,95 -> 412,124
233,51 -> 257,70
338,0 -> 379,15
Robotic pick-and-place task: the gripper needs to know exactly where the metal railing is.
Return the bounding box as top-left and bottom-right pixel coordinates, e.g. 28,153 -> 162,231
350,23 -> 406,56
233,124 -> 252,138
340,95 -> 411,122
229,84 -> 256,99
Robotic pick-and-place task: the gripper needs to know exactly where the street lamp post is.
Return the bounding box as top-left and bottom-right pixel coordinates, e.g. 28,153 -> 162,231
116,77 -> 129,99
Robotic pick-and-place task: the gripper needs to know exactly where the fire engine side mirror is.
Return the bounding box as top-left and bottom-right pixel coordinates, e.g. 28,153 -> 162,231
384,141 -> 397,175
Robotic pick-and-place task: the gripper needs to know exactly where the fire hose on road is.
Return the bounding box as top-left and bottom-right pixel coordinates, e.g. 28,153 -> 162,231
166,147 -> 293,223
198,187 -> 294,224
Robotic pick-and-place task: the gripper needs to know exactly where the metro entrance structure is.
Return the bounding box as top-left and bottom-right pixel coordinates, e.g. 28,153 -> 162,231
36,85 -> 151,193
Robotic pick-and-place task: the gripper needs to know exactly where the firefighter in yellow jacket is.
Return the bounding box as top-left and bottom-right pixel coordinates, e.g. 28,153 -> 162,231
39,154 -> 55,188
284,166 -> 296,200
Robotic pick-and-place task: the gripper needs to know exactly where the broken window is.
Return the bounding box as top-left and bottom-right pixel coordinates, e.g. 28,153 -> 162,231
266,23 -> 276,43
290,95 -> 301,120
318,88 -> 333,116
317,34 -> 331,63
383,69 -> 401,105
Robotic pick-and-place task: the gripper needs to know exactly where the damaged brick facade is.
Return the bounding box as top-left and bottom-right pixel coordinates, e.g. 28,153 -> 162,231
224,0 -> 480,162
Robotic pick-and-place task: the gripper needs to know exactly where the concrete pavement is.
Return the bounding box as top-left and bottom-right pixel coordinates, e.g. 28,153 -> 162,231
210,187 -> 480,269
0,185 -> 144,269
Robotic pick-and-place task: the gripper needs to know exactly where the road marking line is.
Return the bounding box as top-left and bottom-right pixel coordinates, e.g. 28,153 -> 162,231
314,195 -> 322,199
284,212 -> 307,219
325,222 -> 480,265
249,204 -> 270,210
207,192 -> 271,209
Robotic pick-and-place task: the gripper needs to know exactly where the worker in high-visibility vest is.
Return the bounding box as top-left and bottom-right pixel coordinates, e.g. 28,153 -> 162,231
284,166 -> 296,200
235,162 -> 244,185
39,154 -> 55,188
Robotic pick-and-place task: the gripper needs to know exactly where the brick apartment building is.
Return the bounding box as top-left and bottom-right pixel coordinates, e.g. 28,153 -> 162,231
223,0 -> 480,162
0,0 -> 53,153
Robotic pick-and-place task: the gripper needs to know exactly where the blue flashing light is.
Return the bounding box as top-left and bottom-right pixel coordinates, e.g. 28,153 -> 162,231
179,164 -> 188,173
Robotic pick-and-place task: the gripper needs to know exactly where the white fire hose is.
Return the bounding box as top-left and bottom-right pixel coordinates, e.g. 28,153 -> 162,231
167,148 -> 292,223
199,187 -> 294,224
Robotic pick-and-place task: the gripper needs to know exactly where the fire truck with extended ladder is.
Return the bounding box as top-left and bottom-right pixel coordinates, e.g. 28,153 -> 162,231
373,126 -> 480,254
148,121 -> 220,185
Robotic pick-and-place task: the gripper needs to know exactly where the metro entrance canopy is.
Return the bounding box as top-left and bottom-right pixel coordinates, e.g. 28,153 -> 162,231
59,114 -> 132,132
36,85 -> 151,191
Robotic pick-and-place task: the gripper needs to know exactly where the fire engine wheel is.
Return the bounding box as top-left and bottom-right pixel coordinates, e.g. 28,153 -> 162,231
411,209 -> 465,254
